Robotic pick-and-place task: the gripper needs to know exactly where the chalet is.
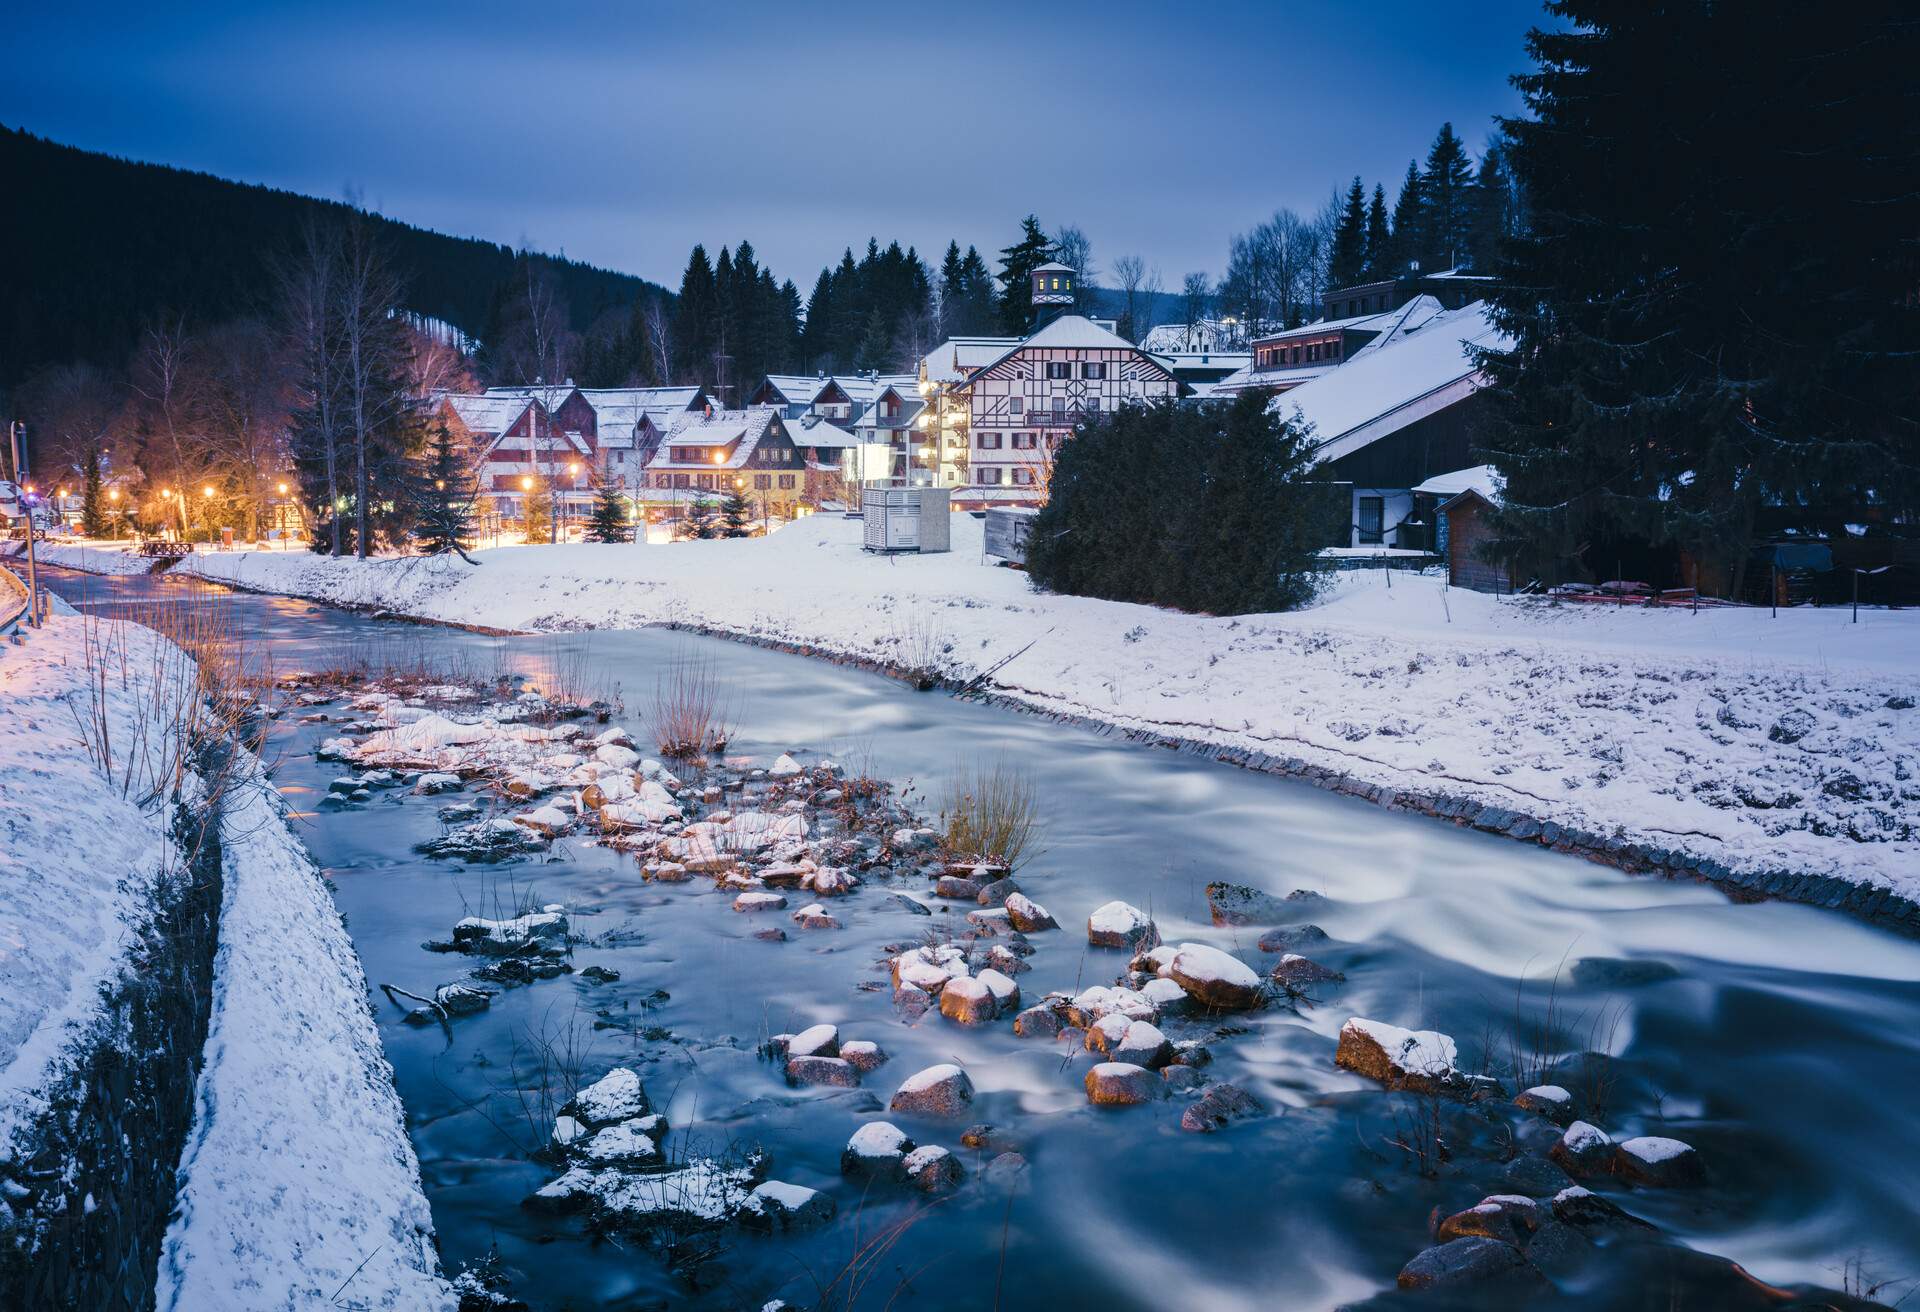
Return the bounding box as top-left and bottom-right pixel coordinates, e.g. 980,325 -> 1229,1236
913,335 -> 1019,487
435,392 -> 588,523
1414,464 -> 1512,592
577,385 -> 709,486
640,406 -> 836,522
1139,319 -> 1246,354
928,314 -> 1181,509
1153,350 -> 1252,394
1273,300 -> 1509,551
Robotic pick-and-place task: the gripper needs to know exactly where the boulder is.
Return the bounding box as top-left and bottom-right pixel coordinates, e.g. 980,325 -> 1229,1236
985,945 -> 1030,975
1161,1065 -> 1208,1093
1085,1062 -> 1162,1107
434,983 -> 495,1017
1180,1083 -> 1261,1133
1269,954 -> 1344,987
1087,900 -> 1156,948
1334,1018 -> 1464,1095
901,1145 -> 965,1194
740,1180 -> 836,1232
1614,1135 -> 1704,1187
975,968 -> 1021,1016
1204,880 -> 1293,926
1513,1085 -> 1575,1125
787,1024 -> 839,1059
1437,1195 -> 1541,1245
732,891 -> 788,913
1140,977 -> 1189,1015
1084,1012 -> 1135,1056
562,1067 -> 650,1130
1549,1121 -> 1615,1178
935,875 -> 985,900
1004,893 -> 1057,933
578,965 -> 620,984
890,893 -> 933,917
983,1152 -> 1030,1187
578,1118 -> 665,1168
770,753 -> 804,777
791,903 -> 841,930
786,1056 -> 860,1088
966,908 -> 1012,935
976,877 -> 1020,906
1549,1185 -> 1653,1232
414,772 -> 462,795
1111,1020 -> 1174,1070
1167,943 -> 1264,1011
1257,924 -> 1330,952
1064,985 -> 1157,1028
890,1064 -> 975,1116
1012,1005 -> 1064,1039
940,976 -> 997,1025
840,1040 -> 888,1073
1396,1237 -> 1532,1291
841,1122 -> 914,1180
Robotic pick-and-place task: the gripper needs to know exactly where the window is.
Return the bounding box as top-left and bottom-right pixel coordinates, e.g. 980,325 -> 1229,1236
1046,362 -> 1071,380
697,474 -> 714,489
1011,468 -> 1034,485
1085,396 -> 1100,412
979,467 -> 1002,484
754,474 -> 771,490
1046,434 -> 1062,450
1358,496 -> 1385,545
778,474 -> 795,490
1009,396 -> 1023,412
673,474 -> 689,489
1083,362 -> 1106,380
977,432 -> 1002,449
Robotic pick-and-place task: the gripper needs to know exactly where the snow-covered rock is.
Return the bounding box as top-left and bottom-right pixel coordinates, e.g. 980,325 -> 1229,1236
732,891 -> 788,913
1004,893 -> 1056,932
1615,1135 -> 1704,1186
975,968 -> 1021,1016
841,1122 -> 914,1180
1334,1018 -> 1464,1094
889,1064 -> 975,1116
563,1067 -> 651,1129
770,753 -> 804,777
1514,1085 -> 1575,1124
1550,1120 -> 1615,1177
787,1023 -> 839,1059
1065,985 -> 1157,1028
1087,900 -> 1155,948
1166,942 -> 1264,1010
741,1180 -> 835,1232
1085,1062 -> 1161,1106
901,1144 -> 964,1193
940,976 -> 996,1025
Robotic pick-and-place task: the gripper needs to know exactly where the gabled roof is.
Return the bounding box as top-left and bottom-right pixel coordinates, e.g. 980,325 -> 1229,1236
962,316 -> 1178,384
442,394 -> 531,435
1250,308 -> 1395,348
481,428 -> 590,459
485,383 -> 582,411
1032,261 -> 1074,274
1415,463 -> 1504,505
580,386 -> 705,411
1274,301 -> 1510,465
787,415 -> 864,448
647,407 -> 785,470
756,375 -> 824,406
922,336 -> 1021,384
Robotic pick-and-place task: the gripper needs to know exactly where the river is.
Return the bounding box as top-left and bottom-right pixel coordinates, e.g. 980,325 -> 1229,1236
40,565 -> 1920,1310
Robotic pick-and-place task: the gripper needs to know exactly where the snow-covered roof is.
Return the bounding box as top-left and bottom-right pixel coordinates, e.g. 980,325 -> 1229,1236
787,415 -> 864,448
482,428 -> 590,459
1274,301 -> 1509,465
1250,308 -> 1395,347
648,407 -> 784,470
1414,463 -> 1504,505
922,336 -> 1021,384
442,394 -> 531,434
757,375 -> 823,405
958,316 -> 1165,383
485,384 -> 580,410
1032,261 -> 1074,274
581,386 -> 704,412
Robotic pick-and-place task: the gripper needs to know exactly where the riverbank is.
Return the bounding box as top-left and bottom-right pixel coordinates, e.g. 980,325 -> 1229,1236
0,598 -> 450,1309
31,522 -> 1920,931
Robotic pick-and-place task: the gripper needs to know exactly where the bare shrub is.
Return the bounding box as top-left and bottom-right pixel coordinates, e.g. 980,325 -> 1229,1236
939,761 -> 1044,871
890,608 -> 951,691
650,655 -> 733,758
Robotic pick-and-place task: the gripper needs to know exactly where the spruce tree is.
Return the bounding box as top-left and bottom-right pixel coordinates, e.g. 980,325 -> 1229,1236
1389,161 -> 1424,276
1329,177 -> 1369,289
1481,0 -> 1920,593
683,498 -> 721,540
1419,123 -> 1476,272
583,475 -> 630,543
720,488 -> 753,537
80,448 -> 106,537
996,216 -> 1054,335
672,245 -> 718,385
958,247 -> 996,335
413,424 -> 479,562
522,473 -> 553,544
1469,144 -> 1519,274
1363,185 -> 1392,279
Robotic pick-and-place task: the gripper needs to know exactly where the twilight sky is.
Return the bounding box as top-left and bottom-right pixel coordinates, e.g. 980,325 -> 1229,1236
4,0 -> 1542,290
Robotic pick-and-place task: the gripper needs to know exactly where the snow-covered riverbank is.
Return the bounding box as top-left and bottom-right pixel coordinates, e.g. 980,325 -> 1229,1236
34,520 -> 1920,923
0,599 -> 450,1309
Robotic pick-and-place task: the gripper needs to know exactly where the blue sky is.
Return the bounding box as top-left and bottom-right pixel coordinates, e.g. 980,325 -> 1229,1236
4,0 -> 1543,288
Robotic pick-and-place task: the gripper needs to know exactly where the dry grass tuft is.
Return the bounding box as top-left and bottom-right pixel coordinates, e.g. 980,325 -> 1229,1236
650,655 -> 734,758
940,761 -> 1044,871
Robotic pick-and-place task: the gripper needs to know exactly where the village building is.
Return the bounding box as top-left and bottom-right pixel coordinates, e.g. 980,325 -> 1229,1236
637,405 -> 850,527
1413,464 -> 1512,592
1272,299 -> 1509,553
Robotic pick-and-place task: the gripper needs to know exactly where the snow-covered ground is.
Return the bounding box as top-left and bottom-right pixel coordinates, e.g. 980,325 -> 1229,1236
36,519 -> 1920,912
0,602 -> 173,1155
156,749 -> 452,1312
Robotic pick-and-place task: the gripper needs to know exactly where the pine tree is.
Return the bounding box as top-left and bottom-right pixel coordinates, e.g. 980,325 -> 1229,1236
996,216 -> 1054,335
1468,143 -> 1520,274
682,498 -> 721,540
720,488 -> 753,537
1389,161 -> 1424,276
584,474 -> 630,543
1330,177 -> 1369,290
80,447 -> 106,537
958,246 -> 996,335
1481,0 -> 1920,594
1420,122 -> 1476,272
672,245 -> 718,385
522,473 -> 553,544
1363,184 -> 1392,279
413,424 -> 479,561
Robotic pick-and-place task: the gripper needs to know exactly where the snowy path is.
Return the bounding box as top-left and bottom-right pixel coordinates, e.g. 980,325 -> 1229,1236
36,521 -> 1920,922
155,749 -> 453,1312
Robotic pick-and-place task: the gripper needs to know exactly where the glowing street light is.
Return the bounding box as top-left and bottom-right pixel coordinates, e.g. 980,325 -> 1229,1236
202,485 -> 214,498
710,450 -> 726,465
521,476 -> 534,492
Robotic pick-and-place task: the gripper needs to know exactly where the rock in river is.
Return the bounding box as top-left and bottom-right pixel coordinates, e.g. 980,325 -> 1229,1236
1334,1018 -> 1466,1095
1087,900 -> 1156,949
1397,1236 -> 1535,1292
1615,1135 -> 1704,1187
1180,1083 -> 1261,1133
1549,1121 -> 1615,1178
1514,1084 -> 1575,1125
902,1144 -> 965,1194
940,976 -> 997,1025
1085,1062 -> 1161,1107
561,1067 -> 651,1130
1167,943 -> 1264,1011
1204,880 -> 1294,926
842,1122 -> 913,1180
890,1064 -> 975,1116
1004,893 -> 1057,932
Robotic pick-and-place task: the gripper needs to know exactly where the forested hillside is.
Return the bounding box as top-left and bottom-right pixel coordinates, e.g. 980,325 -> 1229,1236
0,127 -> 663,387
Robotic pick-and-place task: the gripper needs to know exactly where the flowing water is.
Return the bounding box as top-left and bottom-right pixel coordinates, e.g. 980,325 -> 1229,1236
41,566 -> 1920,1310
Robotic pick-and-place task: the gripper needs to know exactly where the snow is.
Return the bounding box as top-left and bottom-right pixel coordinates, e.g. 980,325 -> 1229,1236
0,607 -> 174,1154
157,749 -> 452,1311
1619,1134 -> 1692,1164
1167,942 -> 1260,988
41,512 -> 1920,910
1089,900 -> 1152,937
1561,1120 -> 1612,1152
1412,463 -> 1503,503
1522,1084 -> 1572,1105
568,1067 -> 650,1127
845,1121 -> 910,1158
896,1063 -> 964,1094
